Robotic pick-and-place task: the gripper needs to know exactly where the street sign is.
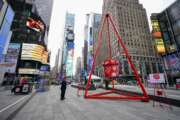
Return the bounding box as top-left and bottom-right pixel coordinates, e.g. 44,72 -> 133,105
148,73 -> 165,83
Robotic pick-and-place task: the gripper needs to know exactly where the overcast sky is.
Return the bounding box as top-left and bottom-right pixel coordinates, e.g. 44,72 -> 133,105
48,0 -> 176,72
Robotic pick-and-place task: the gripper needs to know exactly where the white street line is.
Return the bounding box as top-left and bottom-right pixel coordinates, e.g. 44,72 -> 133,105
0,96 -> 27,113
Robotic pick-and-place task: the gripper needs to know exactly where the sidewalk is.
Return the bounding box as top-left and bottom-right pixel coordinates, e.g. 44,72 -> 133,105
71,83 -> 180,107
0,88 -> 35,120
12,86 -> 180,120
114,85 -> 180,100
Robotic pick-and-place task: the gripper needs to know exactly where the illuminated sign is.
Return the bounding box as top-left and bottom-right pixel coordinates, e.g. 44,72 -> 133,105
66,32 -> 74,41
7,43 -> 21,55
41,51 -> 48,64
18,68 -> 39,75
67,42 -> 74,50
155,39 -> 166,53
152,20 -> 160,32
0,43 -> 20,73
26,17 -> 44,32
151,19 -> 166,54
21,43 -> 45,62
66,59 -> 73,77
148,73 -> 165,83
152,32 -> 162,38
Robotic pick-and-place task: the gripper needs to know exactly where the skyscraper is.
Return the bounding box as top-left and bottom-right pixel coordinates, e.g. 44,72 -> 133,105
34,0 -> 54,45
61,12 -> 75,78
151,0 -> 180,85
95,0 -> 162,82
34,0 -> 53,27
5,0 -> 50,84
84,13 -> 101,74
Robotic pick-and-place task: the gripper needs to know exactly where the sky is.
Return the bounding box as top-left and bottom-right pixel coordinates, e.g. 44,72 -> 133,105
48,0 -> 176,72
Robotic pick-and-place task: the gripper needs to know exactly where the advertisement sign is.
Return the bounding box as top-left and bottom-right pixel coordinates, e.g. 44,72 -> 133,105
41,51 -> 48,64
21,43 -> 45,63
66,32 -> 74,41
18,68 -> 39,75
151,19 -> 166,54
0,43 -> 20,73
87,56 -> 93,73
67,42 -> 74,50
7,43 -> 20,55
148,73 -> 165,83
155,39 -> 166,53
163,52 -> 180,71
66,59 -> 73,77
40,65 -> 50,71
68,49 -> 74,57
0,6 -> 14,55
26,17 -> 44,32
153,32 -> 162,38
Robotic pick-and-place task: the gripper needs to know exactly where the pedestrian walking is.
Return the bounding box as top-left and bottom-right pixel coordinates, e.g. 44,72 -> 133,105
60,79 -> 67,100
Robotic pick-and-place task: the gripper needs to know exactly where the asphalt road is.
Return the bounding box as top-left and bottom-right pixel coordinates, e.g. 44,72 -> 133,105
12,85 -> 180,120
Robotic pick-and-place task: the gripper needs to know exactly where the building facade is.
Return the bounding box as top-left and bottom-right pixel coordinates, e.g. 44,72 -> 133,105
94,0 -> 163,84
84,13 -> 101,75
0,0 -> 15,83
75,56 -> 82,81
34,0 -> 53,45
1,0 -> 52,84
151,0 -> 180,85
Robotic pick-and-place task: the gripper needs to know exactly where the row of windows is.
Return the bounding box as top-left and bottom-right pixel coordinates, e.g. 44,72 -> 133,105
120,55 -> 160,62
115,0 -> 141,10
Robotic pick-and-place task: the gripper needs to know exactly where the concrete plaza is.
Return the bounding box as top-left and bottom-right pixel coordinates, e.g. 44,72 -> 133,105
12,86 -> 180,120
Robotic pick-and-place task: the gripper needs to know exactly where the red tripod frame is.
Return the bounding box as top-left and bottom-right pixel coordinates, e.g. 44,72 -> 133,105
84,13 -> 149,101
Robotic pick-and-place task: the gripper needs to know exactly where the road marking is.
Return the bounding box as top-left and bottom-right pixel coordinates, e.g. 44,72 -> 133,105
0,96 -> 27,113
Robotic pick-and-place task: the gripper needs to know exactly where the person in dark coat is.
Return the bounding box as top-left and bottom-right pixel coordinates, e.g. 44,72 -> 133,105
60,80 -> 67,100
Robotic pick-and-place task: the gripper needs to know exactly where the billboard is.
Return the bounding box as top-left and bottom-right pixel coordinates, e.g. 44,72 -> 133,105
148,73 -> 165,83
41,51 -> 48,64
67,42 -> 74,50
66,31 -> 74,41
155,39 -> 166,53
40,65 -> 50,71
18,68 -> 39,75
151,19 -> 166,54
163,52 -> 180,71
0,6 -> 14,55
26,17 -> 44,32
0,43 -> 20,73
66,59 -> 73,76
68,49 -> 74,58
6,43 -> 21,55
21,43 -> 45,62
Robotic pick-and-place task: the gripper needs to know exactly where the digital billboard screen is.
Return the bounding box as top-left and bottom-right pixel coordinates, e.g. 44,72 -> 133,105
0,43 -> 21,73
0,6 -> 14,55
7,43 -> 21,55
66,32 -> 74,41
41,51 -> 48,64
21,43 -> 45,62
26,17 -> 44,32
5,6 -> 14,24
155,39 -> 165,53
18,68 -> 39,75
163,52 -> 180,72
40,65 -> 50,71
67,42 -> 74,50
